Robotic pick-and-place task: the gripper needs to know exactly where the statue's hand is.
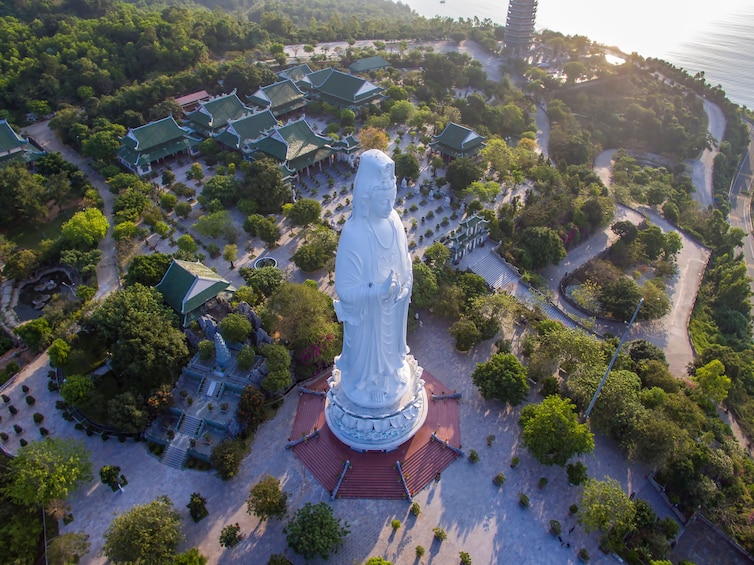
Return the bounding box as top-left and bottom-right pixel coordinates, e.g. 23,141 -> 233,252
379,270 -> 398,299
396,283 -> 410,301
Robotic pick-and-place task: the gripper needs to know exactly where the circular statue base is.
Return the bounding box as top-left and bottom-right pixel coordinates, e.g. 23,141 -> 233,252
325,355 -> 428,452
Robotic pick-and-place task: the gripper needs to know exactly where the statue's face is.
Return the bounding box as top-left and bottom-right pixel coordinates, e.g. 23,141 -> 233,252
369,182 -> 396,219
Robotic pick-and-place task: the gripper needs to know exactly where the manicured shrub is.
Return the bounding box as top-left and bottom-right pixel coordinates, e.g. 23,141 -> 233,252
510,456 -> 520,468
538,477 -> 549,490
40,427 -> 49,436
8,405 -> 17,415
468,449 -> 479,464
25,395 -> 35,405
19,438 -> 27,446
460,551 -> 472,565
433,527 -> 447,541
55,400 -> 67,410
567,462 -> 588,485
569,504 -> 579,515
486,434 -> 495,446
13,424 -> 22,433
415,546 -> 425,557
518,492 -> 530,508
47,380 -> 59,392
550,520 -> 562,535
493,472 -> 506,487
0,432 -> 8,441
410,502 -> 421,516
391,519 -> 401,530
74,423 -> 84,430
21,385 -> 29,393
1,394 -> 9,403
33,412 -> 44,424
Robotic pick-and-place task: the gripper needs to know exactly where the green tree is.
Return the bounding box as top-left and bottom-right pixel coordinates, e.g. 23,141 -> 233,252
579,477 -> 636,535
88,284 -> 189,391
82,128 -> 122,162
223,244 -> 238,268
287,198 -> 322,226
411,261 -> 438,309
60,374 -> 95,407
14,317 -> 52,351
481,138 -> 513,179
61,208 -> 110,249
211,439 -> 245,481
3,248 -> 40,280
693,359 -> 731,403
48,338 -> 71,368
124,253 -> 172,287
236,386 -> 266,431
359,127 -> 389,151
219,523 -> 243,548
201,175 -> 238,206
563,61 -> 588,84
285,502 -> 350,560
102,496 -> 183,564
236,345 -> 257,370
174,548 -> 208,565
394,152 -> 420,181
472,353 -> 529,405
247,475 -> 289,521
261,343 -> 292,393
219,313 -> 252,344
99,465 -> 122,489
107,392 -> 149,433
599,278 -> 642,320
515,227 -> 566,270
519,396 -> 595,466
47,532 -> 91,565
446,157 -> 484,192
463,180 -> 500,202
241,158 -> 289,213
193,210 -> 232,239
239,265 -> 283,301
3,438 -> 92,506
292,225 -> 338,272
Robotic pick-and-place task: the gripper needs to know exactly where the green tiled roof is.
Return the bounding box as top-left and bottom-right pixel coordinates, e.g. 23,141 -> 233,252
247,80 -> 306,117
332,134 -> 361,154
214,110 -> 279,151
302,68 -> 334,90
430,122 -> 486,157
121,116 -> 190,152
278,63 -> 314,84
253,119 -> 333,172
155,259 -> 230,322
348,55 -> 390,73
313,69 -> 384,107
185,92 -> 250,132
0,120 -> 27,154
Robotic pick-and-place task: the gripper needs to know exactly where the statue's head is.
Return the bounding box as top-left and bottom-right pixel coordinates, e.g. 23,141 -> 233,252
353,149 -> 397,219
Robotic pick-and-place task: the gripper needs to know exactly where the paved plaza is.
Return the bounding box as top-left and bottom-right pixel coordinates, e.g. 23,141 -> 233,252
1,313 -> 647,564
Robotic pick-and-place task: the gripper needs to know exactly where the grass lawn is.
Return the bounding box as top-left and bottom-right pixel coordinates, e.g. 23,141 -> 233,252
4,197 -> 81,250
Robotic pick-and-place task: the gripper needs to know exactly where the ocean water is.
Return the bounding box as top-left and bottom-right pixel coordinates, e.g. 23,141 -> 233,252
398,0 -> 754,109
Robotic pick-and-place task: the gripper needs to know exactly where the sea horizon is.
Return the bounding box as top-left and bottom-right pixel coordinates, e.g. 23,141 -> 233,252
396,0 -> 754,109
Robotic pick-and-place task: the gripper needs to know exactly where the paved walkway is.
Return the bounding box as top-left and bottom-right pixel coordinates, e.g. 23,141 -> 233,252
1,315 -> 649,565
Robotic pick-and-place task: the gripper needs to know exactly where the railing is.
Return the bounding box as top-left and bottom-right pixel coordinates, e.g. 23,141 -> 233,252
330,460 -> 350,500
395,460 -> 412,501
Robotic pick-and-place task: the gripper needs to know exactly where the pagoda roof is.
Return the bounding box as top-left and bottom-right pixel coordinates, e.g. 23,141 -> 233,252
117,116 -> 200,167
252,119 -> 333,171
175,90 -> 210,108
155,259 -> 231,322
430,122 -> 486,157
185,92 -> 251,131
0,120 -> 43,163
247,79 -> 306,117
278,63 -> 314,84
312,69 -> 384,106
348,55 -> 390,73
214,110 -> 279,151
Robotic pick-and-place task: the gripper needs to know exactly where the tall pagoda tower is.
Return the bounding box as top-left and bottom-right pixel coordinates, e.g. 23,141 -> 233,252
505,0 -> 537,56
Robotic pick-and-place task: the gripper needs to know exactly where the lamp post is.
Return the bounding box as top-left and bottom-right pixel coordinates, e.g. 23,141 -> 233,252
584,297 -> 644,420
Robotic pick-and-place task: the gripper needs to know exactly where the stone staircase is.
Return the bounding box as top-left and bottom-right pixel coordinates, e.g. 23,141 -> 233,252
468,251 -> 519,290
178,414 -> 202,437
200,378 -> 222,399
162,444 -> 187,469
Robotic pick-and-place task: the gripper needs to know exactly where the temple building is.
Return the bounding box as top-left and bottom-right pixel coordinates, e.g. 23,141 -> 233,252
505,0 -> 538,56
117,116 -> 201,176
249,118 -> 334,176
184,91 -> 253,138
213,109 -> 279,155
246,79 -> 307,119
348,55 -> 391,74
430,122 -> 486,160
0,120 -> 44,164
299,68 -> 385,110
155,259 -> 234,325
436,213 -> 490,263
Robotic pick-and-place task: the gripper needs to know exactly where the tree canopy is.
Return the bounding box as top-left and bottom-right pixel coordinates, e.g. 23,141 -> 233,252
519,396 -> 595,466
61,208 -> 109,249
247,475 -> 289,521
2,438 -> 93,507
285,502 -> 350,560
579,477 -> 636,535
471,353 -> 529,406
102,496 -> 183,564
